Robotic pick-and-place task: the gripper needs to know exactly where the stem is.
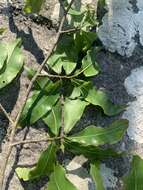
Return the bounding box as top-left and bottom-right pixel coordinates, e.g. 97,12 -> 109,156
0,104 -> 14,125
60,28 -> 80,34
0,1 -> 75,189
38,63 -> 93,79
11,137 -> 62,147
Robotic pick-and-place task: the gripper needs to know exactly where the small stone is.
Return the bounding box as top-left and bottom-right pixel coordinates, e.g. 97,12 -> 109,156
98,0 -> 143,57
65,156 -> 95,190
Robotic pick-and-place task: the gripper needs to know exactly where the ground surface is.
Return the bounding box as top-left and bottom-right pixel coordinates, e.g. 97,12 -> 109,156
0,0 -> 143,190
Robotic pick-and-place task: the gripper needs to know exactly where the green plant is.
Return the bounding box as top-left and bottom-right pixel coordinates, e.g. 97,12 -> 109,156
0,27 -> 6,35
0,0 -> 132,189
123,155 -> 143,190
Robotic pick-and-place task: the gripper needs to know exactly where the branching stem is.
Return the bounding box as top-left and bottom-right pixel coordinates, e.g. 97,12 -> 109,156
60,28 -> 80,34
11,136 -> 63,147
38,63 -> 93,79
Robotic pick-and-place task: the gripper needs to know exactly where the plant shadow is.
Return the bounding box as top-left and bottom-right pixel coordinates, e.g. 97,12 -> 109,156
7,5 -> 45,64
0,76 -> 21,151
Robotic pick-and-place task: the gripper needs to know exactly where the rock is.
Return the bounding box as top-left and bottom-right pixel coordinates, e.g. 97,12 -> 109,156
100,164 -> 118,189
67,174 -> 95,190
66,155 -> 88,172
65,156 -> 95,190
98,0 -> 143,57
123,66 -> 143,144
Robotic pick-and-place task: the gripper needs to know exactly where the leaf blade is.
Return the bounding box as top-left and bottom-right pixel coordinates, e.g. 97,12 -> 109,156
85,87 -> 126,116
46,35 -> 78,75
64,98 -> 89,134
123,155 -> 143,190
67,119 -> 128,146
43,100 -> 62,135
0,39 -> 24,89
47,165 -> 78,190
19,81 -> 60,126
90,161 -> 105,190
16,143 -> 57,181
64,140 -> 121,160
24,0 -> 45,13
30,94 -> 59,124
0,27 -> 6,35
0,43 -> 7,71
82,50 -> 100,77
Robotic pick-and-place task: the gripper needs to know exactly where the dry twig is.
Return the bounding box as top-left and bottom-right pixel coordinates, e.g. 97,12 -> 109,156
0,104 -> 14,125
38,63 -> 93,79
11,136 -> 62,147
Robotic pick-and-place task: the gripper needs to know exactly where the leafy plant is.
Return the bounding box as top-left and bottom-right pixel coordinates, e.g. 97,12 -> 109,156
0,1 -> 131,190
123,155 -> 143,190
16,2 -> 128,189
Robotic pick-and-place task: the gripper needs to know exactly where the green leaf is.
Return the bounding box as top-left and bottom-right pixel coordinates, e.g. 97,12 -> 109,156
0,44 -> 7,71
82,50 -> 100,77
63,61 -> 77,75
16,143 -> 57,181
24,66 -> 50,90
68,8 -> 83,16
70,86 -> 81,99
85,86 -> 126,116
75,31 -> 97,52
19,81 -> 60,126
20,90 -> 39,125
29,143 -> 57,179
71,80 -> 125,116
90,161 -> 105,190
47,53 -> 65,74
30,94 -> 59,124
43,100 -> 62,136
69,5 -> 96,30
64,140 -> 121,160
123,155 -> 143,190
0,39 -> 24,89
0,27 -> 6,35
67,119 -> 128,146
24,0 -> 45,13
22,91 -> 59,124
71,79 -> 91,98
97,0 -> 106,25
47,165 -> 78,190
68,8 -> 84,28
81,5 -> 96,30
48,54 -> 77,75
16,168 -> 31,181
64,98 -> 89,134
47,35 -> 78,75
24,66 -> 36,80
